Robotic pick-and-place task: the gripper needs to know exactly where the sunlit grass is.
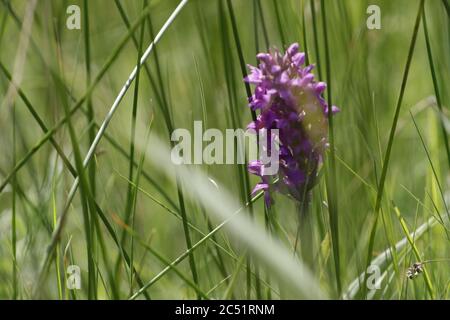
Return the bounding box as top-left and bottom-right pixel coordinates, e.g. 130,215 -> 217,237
0,0 -> 449,300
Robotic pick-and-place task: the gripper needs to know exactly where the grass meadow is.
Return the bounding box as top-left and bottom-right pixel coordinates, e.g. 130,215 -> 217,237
0,0 -> 450,300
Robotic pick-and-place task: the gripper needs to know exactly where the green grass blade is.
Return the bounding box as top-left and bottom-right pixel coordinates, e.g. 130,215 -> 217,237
422,8 -> 450,169
392,204 -> 434,298
310,0 -> 322,80
272,0 -> 286,46
320,0 -> 341,296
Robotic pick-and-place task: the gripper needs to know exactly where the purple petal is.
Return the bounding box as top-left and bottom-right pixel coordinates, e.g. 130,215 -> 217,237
325,105 -> 340,115
248,160 -> 263,176
286,43 -> 299,56
251,183 -> 269,195
314,82 -> 327,94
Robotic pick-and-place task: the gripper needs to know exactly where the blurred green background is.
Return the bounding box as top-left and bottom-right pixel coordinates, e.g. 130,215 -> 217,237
0,0 -> 449,299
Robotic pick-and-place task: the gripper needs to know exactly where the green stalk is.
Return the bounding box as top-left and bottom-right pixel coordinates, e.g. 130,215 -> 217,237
128,118 -> 153,296
12,102 -> 17,299
194,57 -> 230,283
422,8 -> 450,170
224,0 -> 261,299
310,0 -> 322,80
301,1 -> 309,65
226,0 -> 256,122
113,0 -> 165,118
256,0 -> 269,50
83,0 -> 95,197
83,0 -> 98,298
53,38 -> 95,299
52,182 -> 63,300
410,113 -> 450,237
442,0 -> 450,16
393,204 -> 434,298
125,0 -> 146,293
272,0 -> 286,46
222,7 -> 251,298
320,0 -> 341,296
145,5 -> 200,297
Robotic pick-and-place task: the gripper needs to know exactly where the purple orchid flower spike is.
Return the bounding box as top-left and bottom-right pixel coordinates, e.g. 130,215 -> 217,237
245,43 -> 339,208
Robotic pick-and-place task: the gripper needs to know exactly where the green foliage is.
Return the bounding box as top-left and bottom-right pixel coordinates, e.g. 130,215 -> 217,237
0,0 -> 449,300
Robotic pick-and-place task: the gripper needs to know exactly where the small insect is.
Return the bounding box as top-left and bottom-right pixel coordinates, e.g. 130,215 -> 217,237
406,262 -> 423,280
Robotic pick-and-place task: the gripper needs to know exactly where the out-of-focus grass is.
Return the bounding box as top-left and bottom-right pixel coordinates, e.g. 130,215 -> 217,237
0,0 -> 449,299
